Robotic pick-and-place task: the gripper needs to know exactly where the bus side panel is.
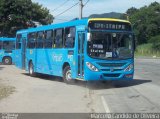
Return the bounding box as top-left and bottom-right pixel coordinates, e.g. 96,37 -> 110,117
14,49 -> 22,68
33,48 -> 76,78
0,50 -> 4,63
35,49 -> 51,75
50,49 -> 76,77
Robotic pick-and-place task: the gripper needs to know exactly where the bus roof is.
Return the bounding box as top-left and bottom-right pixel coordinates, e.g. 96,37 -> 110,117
17,18 -> 131,34
0,37 -> 16,41
17,18 -> 89,34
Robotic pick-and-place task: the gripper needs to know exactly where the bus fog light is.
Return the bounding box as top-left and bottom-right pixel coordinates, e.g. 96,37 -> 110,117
86,62 -> 99,72
125,74 -> 133,78
124,64 -> 133,72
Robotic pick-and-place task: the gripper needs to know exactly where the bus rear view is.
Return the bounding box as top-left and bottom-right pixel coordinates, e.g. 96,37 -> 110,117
84,18 -> 135,81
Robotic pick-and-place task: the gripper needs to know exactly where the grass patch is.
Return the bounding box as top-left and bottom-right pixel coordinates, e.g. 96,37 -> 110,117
135,43 -> 160,57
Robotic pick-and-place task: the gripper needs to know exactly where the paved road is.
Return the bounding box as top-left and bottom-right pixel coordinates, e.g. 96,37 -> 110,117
135,58 -> 160,86
0,58 -> 160,113
101,58 -> 160,113
0,65 -> 104,113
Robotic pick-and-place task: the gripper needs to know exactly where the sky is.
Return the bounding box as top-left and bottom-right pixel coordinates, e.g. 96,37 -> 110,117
32,0 -> 160,23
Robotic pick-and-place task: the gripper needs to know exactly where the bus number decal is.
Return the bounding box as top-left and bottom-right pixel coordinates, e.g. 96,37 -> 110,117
68,55 -> 73,62
52,53 -> 63,62
30,50 -> 33,54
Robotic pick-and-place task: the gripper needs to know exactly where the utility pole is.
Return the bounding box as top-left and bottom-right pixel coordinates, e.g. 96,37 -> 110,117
79,0 -> 83,19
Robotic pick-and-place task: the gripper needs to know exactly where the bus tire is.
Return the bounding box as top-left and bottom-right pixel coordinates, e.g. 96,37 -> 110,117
3,57 -> 12,65
63,66 -> 75,84
29,62 -> 36,76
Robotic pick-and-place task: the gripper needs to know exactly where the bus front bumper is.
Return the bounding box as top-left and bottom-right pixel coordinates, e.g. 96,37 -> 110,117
84,70 -> 134,81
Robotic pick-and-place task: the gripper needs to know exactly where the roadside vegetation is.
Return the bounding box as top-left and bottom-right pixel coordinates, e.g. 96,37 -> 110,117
135,43 -> 160,57
127,2 -> 160,57
0,0 -> 53,37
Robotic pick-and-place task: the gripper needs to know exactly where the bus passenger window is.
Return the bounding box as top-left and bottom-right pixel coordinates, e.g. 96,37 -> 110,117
55,29 -> 63,48
37,31 -> 44,48
64,27 -> 75,48
27,33 -> 36,49
45,30 -> 53,48
3,41 -> 15,50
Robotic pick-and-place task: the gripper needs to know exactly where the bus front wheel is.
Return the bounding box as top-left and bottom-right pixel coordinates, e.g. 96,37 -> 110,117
63,66 -> 75,84
29,62 -> 35,76
3,57 -> 12,65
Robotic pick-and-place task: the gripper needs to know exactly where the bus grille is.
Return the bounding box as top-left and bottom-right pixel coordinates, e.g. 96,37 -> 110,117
103,73 -> 120,77
101,69 -> 110,71
97,63 -> 126,67
101,69 -> 122,72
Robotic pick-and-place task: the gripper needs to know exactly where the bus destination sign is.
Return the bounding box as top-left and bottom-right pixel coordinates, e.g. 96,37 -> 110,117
89,21 -> 132,31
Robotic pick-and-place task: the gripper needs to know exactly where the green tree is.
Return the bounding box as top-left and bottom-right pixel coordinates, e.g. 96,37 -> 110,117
0,0 -> 54,37
126,7 -> 138,16
128,2 -> 160,45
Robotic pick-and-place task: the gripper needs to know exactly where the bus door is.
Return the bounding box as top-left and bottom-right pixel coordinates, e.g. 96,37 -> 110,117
22,37 -> 27,69
77,32 -> 85,79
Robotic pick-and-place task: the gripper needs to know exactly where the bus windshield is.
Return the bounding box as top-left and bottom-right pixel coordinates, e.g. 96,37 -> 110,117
3,41 -> 15,50
87,32 -> 134,60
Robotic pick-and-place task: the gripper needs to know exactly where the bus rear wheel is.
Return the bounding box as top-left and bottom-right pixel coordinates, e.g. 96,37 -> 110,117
29,62 -> 35,76
3,57 -> 12,65
63,66 -> 75,84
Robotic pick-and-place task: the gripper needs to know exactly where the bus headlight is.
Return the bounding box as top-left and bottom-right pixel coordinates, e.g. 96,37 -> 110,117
124,64 -> 133,72
86,62 -> 99,72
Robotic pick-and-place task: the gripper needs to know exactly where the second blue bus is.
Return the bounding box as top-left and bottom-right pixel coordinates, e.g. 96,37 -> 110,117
0,37 -> 16,65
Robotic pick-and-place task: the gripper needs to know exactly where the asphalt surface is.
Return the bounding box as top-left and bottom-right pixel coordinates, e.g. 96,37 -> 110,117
101,58 -> 160,113
100,81 -> 160,113
0,58 -> 160,113
135,58 -> 160,86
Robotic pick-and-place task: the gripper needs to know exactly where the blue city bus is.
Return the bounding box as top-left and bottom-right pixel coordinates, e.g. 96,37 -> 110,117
0,37 -> 16,65
15,18 -> 135,83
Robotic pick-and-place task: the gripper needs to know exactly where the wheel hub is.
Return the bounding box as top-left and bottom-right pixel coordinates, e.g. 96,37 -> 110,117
66,70 -> 72,81
5,59 -> 9,63
30,66 -> 33,74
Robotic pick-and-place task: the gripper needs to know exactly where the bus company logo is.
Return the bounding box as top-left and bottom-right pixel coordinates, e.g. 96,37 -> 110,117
110,68 -> 114,72
52,53 -> 63,62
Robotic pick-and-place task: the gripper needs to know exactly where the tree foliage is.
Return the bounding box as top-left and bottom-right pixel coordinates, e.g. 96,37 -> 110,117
0,0 -> 53,37
126,7 -> 138,16
127,2 -> 160,45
